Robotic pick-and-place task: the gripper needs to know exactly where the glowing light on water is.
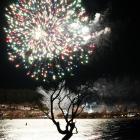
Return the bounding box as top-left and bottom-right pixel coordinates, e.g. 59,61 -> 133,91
0,119 -> 107,140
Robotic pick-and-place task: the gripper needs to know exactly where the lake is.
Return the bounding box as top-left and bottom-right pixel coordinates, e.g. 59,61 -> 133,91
0,119 -> 140,140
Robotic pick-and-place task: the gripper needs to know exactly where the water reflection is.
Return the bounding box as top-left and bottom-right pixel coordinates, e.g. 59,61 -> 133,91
0,119 -> 140,140
0,120 -> 7,139
101,119 -> 140,140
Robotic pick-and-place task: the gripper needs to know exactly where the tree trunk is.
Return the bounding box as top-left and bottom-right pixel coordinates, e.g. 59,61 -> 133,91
62,132 -> 73,140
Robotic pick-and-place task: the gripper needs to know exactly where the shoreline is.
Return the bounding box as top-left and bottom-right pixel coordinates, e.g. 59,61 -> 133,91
1,117 -> 140,120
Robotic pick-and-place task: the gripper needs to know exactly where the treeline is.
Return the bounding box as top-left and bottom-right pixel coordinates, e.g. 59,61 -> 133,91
0,89 -> 42,104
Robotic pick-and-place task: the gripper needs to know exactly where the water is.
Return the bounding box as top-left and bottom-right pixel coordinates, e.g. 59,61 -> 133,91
0,119 -> 140,140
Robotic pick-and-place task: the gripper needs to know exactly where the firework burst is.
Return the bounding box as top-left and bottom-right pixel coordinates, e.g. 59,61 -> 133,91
4,0 -> 110,81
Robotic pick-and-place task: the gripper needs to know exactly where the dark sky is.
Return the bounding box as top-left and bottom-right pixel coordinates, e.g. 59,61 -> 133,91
0,0 -> 139,89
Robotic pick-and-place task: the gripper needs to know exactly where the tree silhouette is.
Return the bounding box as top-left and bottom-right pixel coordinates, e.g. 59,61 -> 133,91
37,82 -> 86,140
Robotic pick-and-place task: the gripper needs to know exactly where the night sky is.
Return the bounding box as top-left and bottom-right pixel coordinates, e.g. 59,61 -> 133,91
0,0 -> 139,89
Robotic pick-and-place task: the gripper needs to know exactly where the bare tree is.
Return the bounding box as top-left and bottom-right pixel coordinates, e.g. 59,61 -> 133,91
37,82 -> 86,140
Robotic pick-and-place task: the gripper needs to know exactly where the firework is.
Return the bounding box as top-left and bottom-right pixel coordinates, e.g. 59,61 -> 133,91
4,0 -> 110,81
